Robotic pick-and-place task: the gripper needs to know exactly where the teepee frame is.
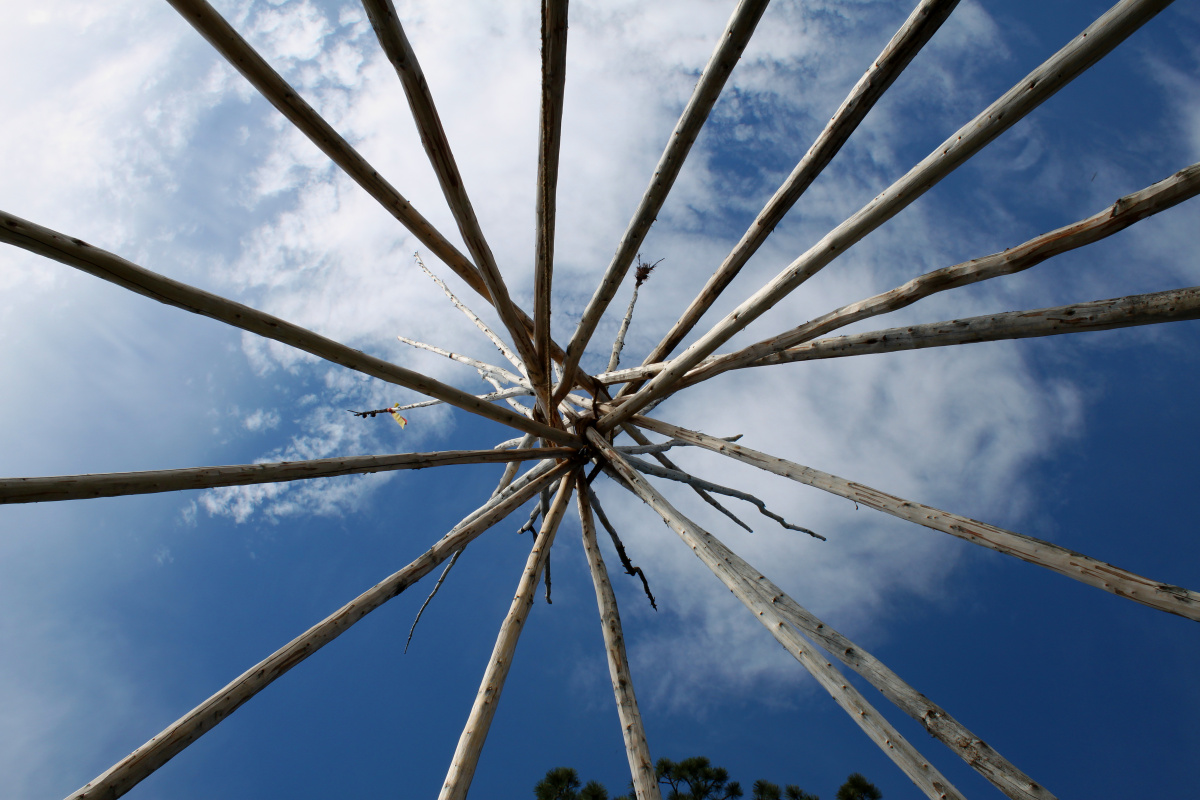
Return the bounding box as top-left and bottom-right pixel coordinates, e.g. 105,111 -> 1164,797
2,0 -> 1197,798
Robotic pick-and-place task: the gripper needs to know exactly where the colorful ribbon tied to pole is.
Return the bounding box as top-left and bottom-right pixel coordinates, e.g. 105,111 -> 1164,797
390,403 -> 408,428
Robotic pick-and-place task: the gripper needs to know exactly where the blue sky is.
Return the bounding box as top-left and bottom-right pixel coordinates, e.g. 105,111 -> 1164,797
1,1 -> 1198,798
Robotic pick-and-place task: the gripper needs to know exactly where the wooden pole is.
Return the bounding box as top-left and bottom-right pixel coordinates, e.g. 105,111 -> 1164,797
66,458 -> 575,800
765,589 -> 1054,800
587,431 -> 966,800
602,432 -> 1052,800
576,478 -> 662,800
633,416 -> 1200,621
552,0 -> 772,404
492,434 -> 539,498
591,284 -> 1200,387
746,285 -> 1200,367
0,447 -> 565,504
0,210 -> 579,447
599,0 -> 1175,431
534,0 -> 571,412
439,472 -> 577,800
361,0 -> 548,394
687,161 -> 1200,382
628,0 -> 962,385
164,0 -> 483,311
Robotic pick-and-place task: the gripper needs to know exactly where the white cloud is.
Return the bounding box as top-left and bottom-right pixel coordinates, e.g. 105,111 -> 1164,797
2,4 -> 1199,794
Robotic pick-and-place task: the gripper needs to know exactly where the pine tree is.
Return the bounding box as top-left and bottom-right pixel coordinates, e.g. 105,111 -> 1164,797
835,773 -> 881,800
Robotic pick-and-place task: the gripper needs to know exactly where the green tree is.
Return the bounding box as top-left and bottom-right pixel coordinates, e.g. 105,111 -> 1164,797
537,767 -> 582,800
835,773 -> 881,800
656,756 -> 743,800
535,767 -> 609,800
751,778 -> 818,800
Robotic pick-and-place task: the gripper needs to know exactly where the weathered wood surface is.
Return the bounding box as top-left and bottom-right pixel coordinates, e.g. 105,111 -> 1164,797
164,0 -> 601,392
492,434 -> 539,498
362,0 -> 546,392
439,472 -> 577,800
751,285 -> 1200,366
165,1 -> 481,309
0,210 -> 580,447
0,448 -> 564,504
553,0 -> 772,403
66,458 -> 575,800
534,0 -> 571,410
600,0 -> 1175,430
576,480 -> 661,799
588,431 -> 966,800
689,161 -> 1200,381
632,0 -> 962,382
634,416 -> 1200,621
766,590 -> 1054,799
592,284 -> 1200,387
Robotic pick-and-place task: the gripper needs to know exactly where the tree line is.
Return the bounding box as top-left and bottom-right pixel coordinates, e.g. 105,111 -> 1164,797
534,756 -> 883,800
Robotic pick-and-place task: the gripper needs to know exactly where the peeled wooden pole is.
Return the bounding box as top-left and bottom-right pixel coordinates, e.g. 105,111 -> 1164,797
534,0 -> 571,411
765,589 -> 1054,800
492,434 -> 539,498
164,0 -> 484,310
588,431 -> 966,800
591,285 -> 1200,387
0,447 -> 564,504
0,211 -> 580,447
67,458 -> 574,800
630,0 -> 962,385
361,0 -> 546,394
633,416 -> 1200,621
552,0 -> 772,404
688,161 -> 1200,382
601,0 -> 1175,430
439,472 -> 577,800
750,285 -> 1200,366
576,479 -> 662,800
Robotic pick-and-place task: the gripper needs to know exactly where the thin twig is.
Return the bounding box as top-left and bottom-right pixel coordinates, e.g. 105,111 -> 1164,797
361,0 -> 545,392
623,454 -> 824,539
587,488 -> 657,610
413,251 -> 526,375
619,423 -> 753,534
607,256 -> 662,373
396,335 -> 527,387
589,430 -> 966,800
404,550 -> 462,653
